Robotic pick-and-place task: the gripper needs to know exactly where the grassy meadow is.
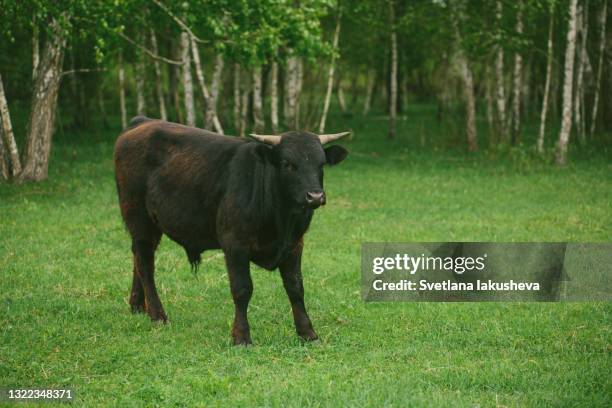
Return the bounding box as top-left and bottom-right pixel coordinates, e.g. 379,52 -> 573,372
1,109 -> 611,406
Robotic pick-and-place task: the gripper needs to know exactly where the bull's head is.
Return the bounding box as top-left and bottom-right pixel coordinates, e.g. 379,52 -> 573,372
250,131 -> 349,209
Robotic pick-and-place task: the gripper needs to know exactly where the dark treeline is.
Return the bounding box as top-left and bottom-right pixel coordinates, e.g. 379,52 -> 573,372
0,0 -> 610,182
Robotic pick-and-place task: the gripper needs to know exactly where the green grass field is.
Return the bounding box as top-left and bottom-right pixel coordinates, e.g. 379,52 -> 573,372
1,111 -> 611,406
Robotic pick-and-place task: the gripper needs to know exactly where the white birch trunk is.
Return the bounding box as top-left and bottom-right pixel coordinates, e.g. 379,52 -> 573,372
573,3 -> 588,144
556,0 -> 579,165
284,54 -> 301,129
205,54 -> 224,132
118,51 -> 127,128
485,65 -> 495,134
363,69 -> 375,116
319,12 -> 342,133
337,78 -> 348,114
296,58 -> 303,126
511,0 -> 524,144
150,28 -> 167,120
451,0 -> 478,151
239,74 -> 250,137
388,0 -> 398,139
590,0 -> 607,136
0,72 -> 22,178
0,126 -> 8,180
495,0 -> 507,139
18,16 -> 66,182
234,63 -> 241,133
180,31 -> 195,127
190,37 -> 223,133
538,10 -> 554,153
32,22 -> 39,82
269,62 -> 279,133
252,66 -> 264,133
135,31 -> 146,116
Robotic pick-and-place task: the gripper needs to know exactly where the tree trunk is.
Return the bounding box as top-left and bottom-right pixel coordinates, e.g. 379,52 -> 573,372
590,0 -> 607,136
511,0 -> 524,144
556,0 -> 579,166
388,0 -> 398,139
495,0 -> 507,140
363,69 -> 375,116
319,11 -> 342,133
32,22 -> 39,82
538,10 -> 555,153
451,0 -> 478,152
180,31 -> 195,127
239,73 -> 250,137
190,37 -> 223,134
150,28 -> 167,120
0,129 -> 8,180
205,54 -> 224,132
284,54 -> 301,129
118,51 -> 127,128
485,64 -> 495,137
0,72 -> 22,178
269,62 -> 279,133
169,38 -> 183,124
234,63 -> 241,133
574,2 -> 588,144
135,31 -> 147,116
336,77 -> 348,114
18,16 -> 66,182
252,66 -> 264,133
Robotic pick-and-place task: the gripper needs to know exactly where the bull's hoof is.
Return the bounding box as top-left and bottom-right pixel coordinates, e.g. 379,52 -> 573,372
148,309 -> 168,324
232,331 -> 252,346
298,329 -> 319,342
130,303 -> 146,314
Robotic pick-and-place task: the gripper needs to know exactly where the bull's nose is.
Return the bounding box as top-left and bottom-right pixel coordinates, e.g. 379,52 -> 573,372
306,191 -> 326,206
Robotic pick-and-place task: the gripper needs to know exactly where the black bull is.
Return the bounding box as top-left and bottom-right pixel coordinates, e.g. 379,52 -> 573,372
114,116 -> 349,345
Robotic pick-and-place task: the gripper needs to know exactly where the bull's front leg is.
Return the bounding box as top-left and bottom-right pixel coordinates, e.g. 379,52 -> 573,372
279,244 -> 318,341
224,246 -> 253,345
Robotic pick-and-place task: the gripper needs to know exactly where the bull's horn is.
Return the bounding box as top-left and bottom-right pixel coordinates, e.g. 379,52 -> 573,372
249,134 -> 281,145
318,131 -> 350,145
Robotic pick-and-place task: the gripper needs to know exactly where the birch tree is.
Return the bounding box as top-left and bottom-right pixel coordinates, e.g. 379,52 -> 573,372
205,54 -> 224,131
319,9 -> 342,133
190,38 -> 223,134
388,0 -> 398,140
590,0 -> 608,136
18,14 -> 68,182
234,64 -> 241,132
150,28 -> 167,120
180,31 -> 195,127
556,0 -> 579,166
574,2 -> 588,144
0,72 -> 22,179
116,51 -> 127,128
511,0 -> 524,145
451,0 -> 478,152
252,66 -> 264,133
538,7 -> 555,153
284,54 -> 301,129
363,69 -> 376,116
269,62 -> 279,132
495,0 -> 507,140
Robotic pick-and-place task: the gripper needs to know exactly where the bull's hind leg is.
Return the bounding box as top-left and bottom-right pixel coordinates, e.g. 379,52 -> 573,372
132,232 -> 165,322
124,205 -> 166,322
129,264 -> 145,313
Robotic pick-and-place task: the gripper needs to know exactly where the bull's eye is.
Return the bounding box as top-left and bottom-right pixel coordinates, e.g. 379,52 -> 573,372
283,161 -> 297,172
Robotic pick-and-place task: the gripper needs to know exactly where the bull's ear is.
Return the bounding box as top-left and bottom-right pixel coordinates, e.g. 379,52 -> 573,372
324,145 -> 348,166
